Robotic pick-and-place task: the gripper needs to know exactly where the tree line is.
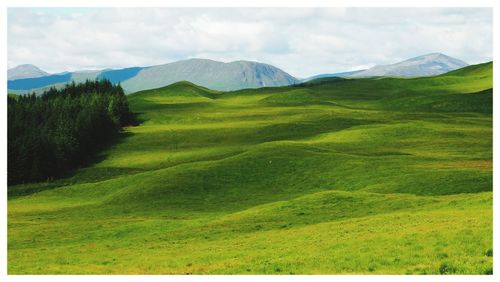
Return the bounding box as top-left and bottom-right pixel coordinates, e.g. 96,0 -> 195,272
8,79 -> 131,185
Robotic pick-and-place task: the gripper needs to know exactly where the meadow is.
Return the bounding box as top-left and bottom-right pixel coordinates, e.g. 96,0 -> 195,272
7,62 -> 493,274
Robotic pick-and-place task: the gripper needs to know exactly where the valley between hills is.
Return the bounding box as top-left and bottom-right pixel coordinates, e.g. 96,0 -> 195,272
7,62 -> 493,274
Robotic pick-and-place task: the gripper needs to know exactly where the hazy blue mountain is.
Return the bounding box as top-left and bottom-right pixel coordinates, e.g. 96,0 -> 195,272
304,70 -> 365,81
7,59 -> 298,94
350,53 -> 468,77
7,67 -> 145,93
8,64 -> 50,80
8,73 -> 71,90
121,59 -> 299,92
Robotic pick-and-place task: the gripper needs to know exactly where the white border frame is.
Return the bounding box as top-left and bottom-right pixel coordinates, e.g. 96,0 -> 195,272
1,1 -> 497,281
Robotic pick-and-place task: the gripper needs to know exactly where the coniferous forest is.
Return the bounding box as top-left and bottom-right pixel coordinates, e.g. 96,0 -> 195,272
8,80 -> 130,185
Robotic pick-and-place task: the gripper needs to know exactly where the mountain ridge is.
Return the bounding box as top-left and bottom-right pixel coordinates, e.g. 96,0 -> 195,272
8,53 -> 475,94
122,58 -> 299,92
350,53 -> 469,78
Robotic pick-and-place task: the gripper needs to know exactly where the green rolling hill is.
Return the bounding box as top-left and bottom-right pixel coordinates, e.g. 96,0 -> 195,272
8,62 -> 493,274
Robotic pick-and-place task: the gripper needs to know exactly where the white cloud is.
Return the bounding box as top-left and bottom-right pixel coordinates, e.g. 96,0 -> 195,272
7,7 -> 492,78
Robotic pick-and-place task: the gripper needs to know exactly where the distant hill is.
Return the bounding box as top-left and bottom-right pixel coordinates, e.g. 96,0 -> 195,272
8,64 -> 49,80
350,53 -> 468,77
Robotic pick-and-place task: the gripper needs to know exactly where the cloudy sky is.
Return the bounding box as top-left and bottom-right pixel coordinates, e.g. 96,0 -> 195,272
8,7 -> 492,78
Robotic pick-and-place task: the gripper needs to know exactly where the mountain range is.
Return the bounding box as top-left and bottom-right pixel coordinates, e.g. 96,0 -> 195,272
8,53 -> 471,94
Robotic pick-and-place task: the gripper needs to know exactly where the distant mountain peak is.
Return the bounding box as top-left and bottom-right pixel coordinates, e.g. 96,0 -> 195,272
351,53 -> 468,78
8,64 -> 50,80
402,52 -> 466,64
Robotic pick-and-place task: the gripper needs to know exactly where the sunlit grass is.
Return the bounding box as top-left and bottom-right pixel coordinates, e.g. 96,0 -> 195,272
8,63 -> 493,274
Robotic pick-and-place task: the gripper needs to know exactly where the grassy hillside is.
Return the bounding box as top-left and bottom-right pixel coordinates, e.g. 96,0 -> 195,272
8,63 -> 493,274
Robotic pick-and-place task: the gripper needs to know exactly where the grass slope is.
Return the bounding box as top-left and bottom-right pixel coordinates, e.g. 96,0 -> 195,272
8,63 -> 493,274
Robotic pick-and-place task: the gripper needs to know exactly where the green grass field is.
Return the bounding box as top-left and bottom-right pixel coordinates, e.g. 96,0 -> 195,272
7,62 -> 493,274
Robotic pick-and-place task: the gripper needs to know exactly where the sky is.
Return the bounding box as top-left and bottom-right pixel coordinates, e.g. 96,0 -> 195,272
7,7 -> 492,78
